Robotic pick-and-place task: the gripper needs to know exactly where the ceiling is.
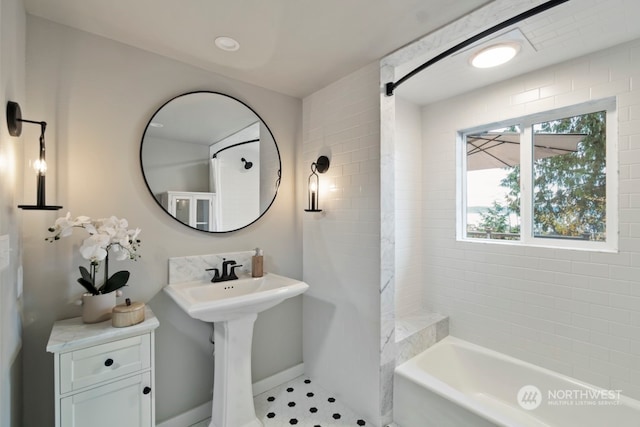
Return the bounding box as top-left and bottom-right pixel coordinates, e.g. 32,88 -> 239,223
23,0 -> 490,99
23,1 -> 640,105
394,0 -> 640,105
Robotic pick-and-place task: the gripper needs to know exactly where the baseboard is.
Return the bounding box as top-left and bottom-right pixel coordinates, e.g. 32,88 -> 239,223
156,362 -> 305,427
252,362 -> 305,396
156,401 -> 212,427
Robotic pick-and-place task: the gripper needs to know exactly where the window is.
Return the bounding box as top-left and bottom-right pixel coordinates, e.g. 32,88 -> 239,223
459,99 -> 617,250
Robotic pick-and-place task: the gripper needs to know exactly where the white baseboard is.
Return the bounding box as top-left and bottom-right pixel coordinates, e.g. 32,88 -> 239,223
157,363 -> 305,427
156,401 -> 212,427
252,362 -> 305,396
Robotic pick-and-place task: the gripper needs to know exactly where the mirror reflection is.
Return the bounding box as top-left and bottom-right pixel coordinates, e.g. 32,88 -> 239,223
140,91 -> 281,232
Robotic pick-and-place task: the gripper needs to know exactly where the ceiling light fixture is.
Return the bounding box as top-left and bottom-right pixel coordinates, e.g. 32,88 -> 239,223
470,42 -> 521,68
215,36 -> 240,52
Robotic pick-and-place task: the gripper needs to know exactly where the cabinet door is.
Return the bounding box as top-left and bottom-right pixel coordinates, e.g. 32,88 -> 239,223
60,372 -> 151,427
194,196 -> 213,231
172,196 -> 192,225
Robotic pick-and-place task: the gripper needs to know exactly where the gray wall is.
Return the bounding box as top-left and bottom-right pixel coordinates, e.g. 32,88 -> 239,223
0,0 -> 25,426
21,16 -> 302,426
142,135 -> 211,195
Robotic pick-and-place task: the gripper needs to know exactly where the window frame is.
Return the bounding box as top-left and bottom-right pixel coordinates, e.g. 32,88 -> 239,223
457,98 -> 618,252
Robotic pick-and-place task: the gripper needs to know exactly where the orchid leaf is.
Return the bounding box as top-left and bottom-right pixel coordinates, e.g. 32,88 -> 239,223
77,278 -> 99,295
79,266 -> 93,283
99,270 -> 130,294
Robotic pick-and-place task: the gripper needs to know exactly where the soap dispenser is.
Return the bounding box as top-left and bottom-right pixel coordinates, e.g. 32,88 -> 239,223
252,248 -> 264,278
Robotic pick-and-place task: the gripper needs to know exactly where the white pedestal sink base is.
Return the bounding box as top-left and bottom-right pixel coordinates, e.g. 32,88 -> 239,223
164,272 -> 309,427
209,313 -> 262,427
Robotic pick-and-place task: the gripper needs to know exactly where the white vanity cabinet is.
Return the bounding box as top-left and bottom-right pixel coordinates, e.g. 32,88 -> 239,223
46,308 -> 159,427
160,191 -> 216,231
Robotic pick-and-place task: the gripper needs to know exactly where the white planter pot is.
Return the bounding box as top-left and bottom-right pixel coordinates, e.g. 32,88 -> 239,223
81,292 -> 116,323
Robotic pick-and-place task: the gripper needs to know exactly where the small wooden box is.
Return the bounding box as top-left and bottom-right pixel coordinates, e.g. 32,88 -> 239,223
112,299 -> 145,328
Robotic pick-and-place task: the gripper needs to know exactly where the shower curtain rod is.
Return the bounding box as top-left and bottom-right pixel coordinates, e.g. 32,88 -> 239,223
384,0 -> 570,96
211,138 -> 259,158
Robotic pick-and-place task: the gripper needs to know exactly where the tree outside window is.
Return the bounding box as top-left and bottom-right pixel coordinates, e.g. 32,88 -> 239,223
464,107 -> 609,246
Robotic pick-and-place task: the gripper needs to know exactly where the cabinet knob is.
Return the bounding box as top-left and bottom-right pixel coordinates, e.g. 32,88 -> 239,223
104,358 -> 114,367
143,386 -> 151,395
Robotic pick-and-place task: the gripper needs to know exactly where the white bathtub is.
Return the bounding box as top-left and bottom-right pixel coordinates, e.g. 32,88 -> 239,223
393,336 -> 640,427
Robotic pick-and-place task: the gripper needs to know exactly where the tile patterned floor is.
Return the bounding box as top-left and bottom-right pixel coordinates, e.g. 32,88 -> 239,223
190,375 -> 370,426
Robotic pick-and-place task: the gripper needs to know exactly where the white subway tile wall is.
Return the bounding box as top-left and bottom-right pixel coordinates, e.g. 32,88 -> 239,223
418,38 -> 640,400
302,63 -> 383,424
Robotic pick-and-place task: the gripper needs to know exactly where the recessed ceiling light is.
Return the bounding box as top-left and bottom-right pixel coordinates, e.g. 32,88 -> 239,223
470,42 -> 521,68
215,36 -> 240,52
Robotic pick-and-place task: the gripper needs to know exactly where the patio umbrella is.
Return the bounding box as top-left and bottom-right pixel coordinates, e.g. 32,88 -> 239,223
466,132 -> 585,171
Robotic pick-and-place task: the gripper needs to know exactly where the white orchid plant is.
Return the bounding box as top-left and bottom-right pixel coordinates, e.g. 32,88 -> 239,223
46,213 -> 141,295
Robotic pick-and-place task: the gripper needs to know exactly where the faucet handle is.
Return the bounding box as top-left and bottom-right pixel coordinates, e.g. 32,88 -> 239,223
228,264 -> 243,280
205,267 -> 220,282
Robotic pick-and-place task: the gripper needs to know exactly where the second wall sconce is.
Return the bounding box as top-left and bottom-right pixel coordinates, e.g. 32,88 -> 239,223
6,101 -> 63,210
304,155 -> 330,212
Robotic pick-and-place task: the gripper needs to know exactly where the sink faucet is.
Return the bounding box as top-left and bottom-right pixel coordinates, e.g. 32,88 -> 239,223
209,258 -> 243,282
222,259 -> 236,277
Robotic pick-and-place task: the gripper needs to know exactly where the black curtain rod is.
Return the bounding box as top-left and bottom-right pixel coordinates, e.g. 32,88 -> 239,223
385,0 -> 570,96
211,138 -> 259,158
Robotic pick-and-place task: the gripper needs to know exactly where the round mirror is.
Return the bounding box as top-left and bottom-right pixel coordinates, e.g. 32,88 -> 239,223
140,91 -> 281,233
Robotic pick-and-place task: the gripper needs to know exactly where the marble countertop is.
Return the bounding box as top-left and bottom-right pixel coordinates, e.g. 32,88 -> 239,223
46,306 -> 159,354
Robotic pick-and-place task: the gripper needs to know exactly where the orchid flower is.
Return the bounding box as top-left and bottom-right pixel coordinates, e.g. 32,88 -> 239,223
46,213 -> 141,295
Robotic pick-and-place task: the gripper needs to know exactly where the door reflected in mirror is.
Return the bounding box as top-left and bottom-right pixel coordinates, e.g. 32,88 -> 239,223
140,91 -> 281,233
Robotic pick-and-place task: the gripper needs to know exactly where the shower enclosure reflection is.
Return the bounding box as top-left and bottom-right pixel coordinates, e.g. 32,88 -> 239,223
140,91 -> 281,232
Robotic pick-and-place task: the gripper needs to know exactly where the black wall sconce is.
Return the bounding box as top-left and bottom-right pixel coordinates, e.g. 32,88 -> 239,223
304,155 -> 330,212
6,101 -> 62,210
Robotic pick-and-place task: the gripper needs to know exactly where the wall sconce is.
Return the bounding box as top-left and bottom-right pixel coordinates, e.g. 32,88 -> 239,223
6,101 -> 62,210
304,155 -> 330,212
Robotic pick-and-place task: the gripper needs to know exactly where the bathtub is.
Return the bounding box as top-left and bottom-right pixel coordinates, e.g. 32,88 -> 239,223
393,336 -> 640,427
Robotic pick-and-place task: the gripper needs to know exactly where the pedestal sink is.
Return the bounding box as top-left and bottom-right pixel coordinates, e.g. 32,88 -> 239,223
164,273 -> 309,427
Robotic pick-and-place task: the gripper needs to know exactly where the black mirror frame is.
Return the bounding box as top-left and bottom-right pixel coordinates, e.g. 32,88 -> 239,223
139,90 -> 282,233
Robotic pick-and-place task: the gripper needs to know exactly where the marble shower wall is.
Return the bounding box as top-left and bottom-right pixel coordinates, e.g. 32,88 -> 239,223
379,64 -> 396,426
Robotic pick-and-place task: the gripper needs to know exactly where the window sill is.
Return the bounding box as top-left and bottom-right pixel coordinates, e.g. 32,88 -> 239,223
458,237 -> 618,253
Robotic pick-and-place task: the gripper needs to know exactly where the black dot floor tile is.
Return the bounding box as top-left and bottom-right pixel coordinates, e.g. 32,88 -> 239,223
252,375 -> 372,426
